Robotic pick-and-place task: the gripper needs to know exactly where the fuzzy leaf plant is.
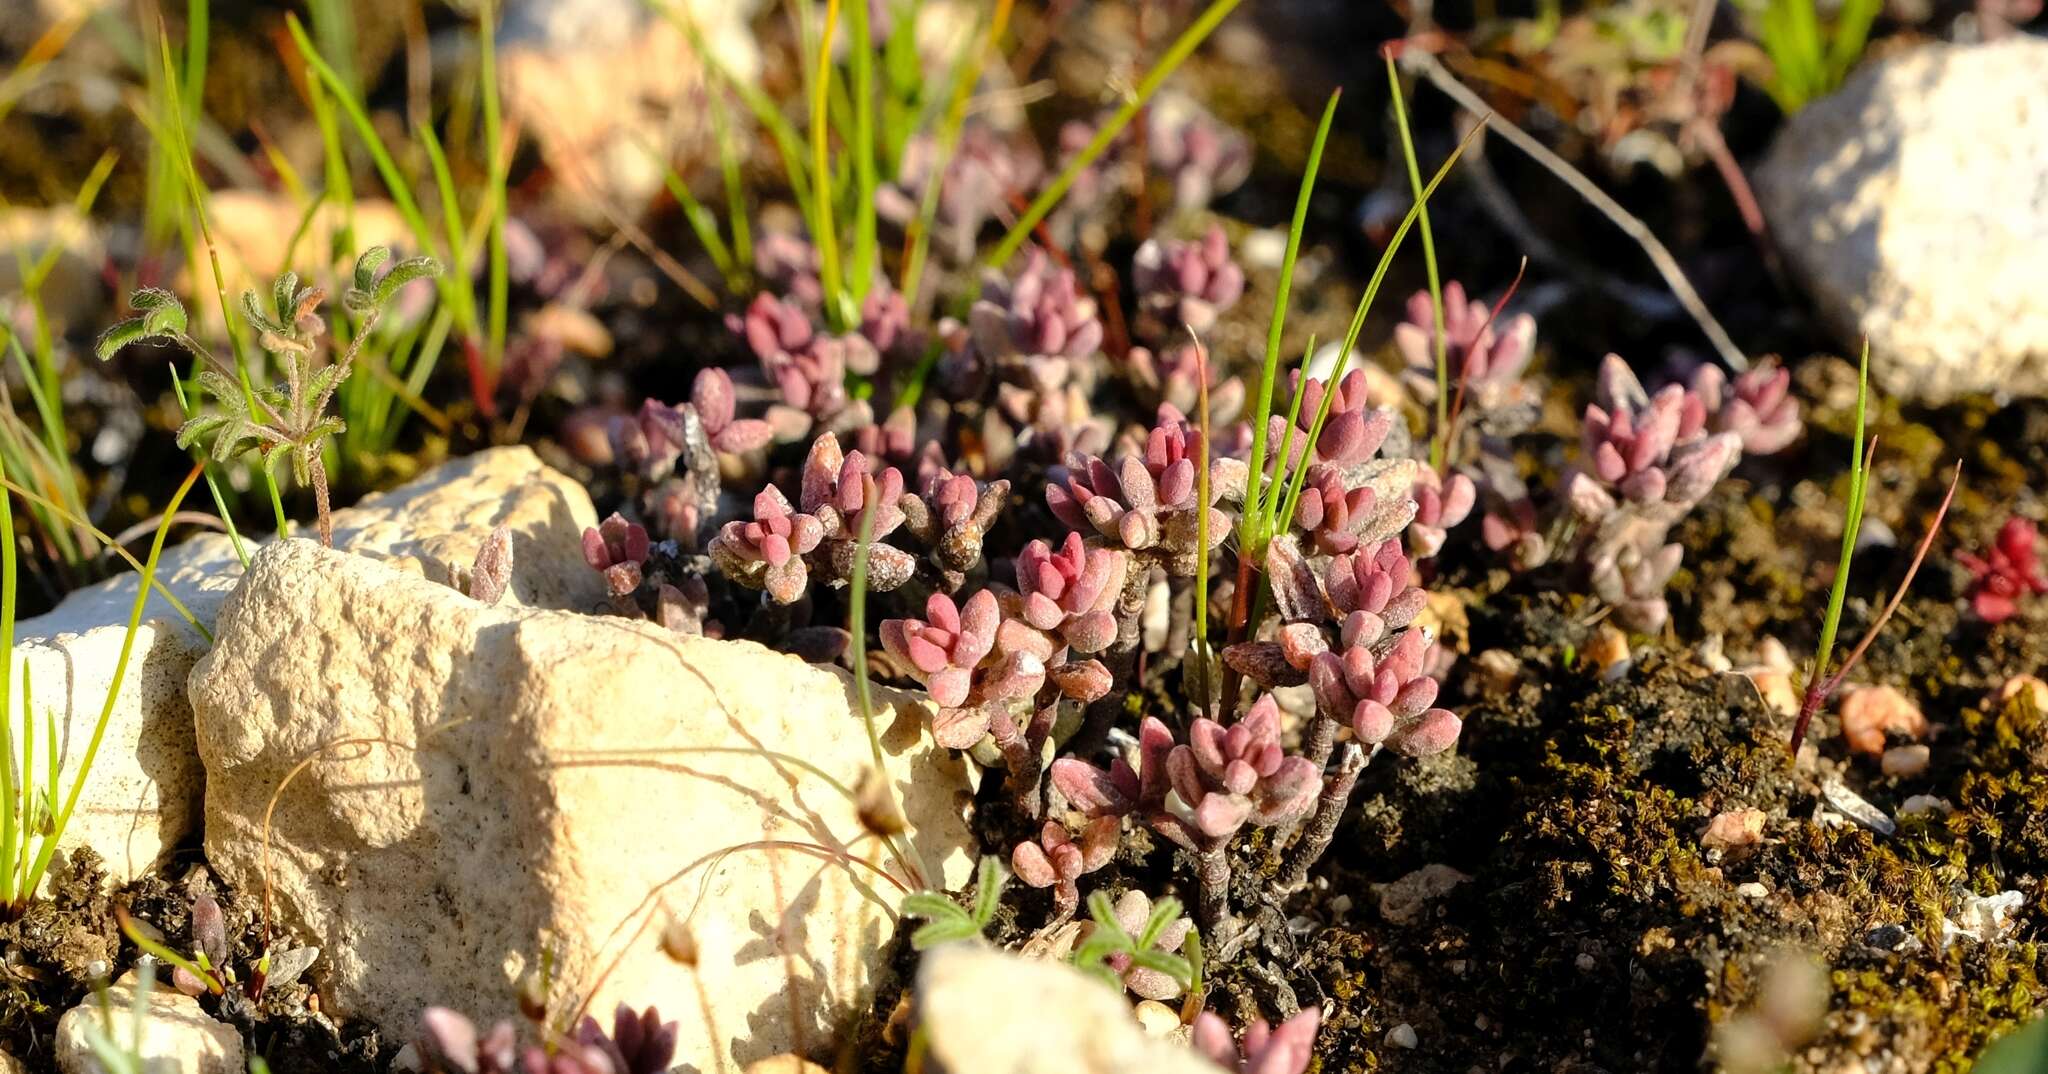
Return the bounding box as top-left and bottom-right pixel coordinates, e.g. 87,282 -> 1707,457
96,247 -> 440,547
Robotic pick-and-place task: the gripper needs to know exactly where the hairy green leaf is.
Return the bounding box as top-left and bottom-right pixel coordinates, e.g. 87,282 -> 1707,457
1127,949 -> 1193,987
373,256 -> 442,309
93,319 -> 155,362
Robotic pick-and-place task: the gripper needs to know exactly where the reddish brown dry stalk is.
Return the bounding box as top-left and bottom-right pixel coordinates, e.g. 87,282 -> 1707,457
1002,189 -> 1072,271
1437,257 -> 1528,472
1787,461 -> 1962,754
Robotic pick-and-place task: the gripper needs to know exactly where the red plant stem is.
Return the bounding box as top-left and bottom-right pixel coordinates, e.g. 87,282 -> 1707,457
1083,251 -> 1131,360
1219,551 -> 1255,717
1788,461 -> 1962,754
1003,190 -> 1071,270
1131,0 -> 1153,243
1438,257 -> 1527,472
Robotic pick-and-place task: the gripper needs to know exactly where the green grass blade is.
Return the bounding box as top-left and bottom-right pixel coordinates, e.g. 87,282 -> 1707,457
1241,88 -> 1339,549
653,1 -> 817,233
156,28 -> 289,539
287,15 -> 471,337
17,662 -> 31,899
649,144 -> 737,287
1275,119 -> 1482,537
985,0 -> 1244,270
1811,340 -> 1871,689
848,0 -> 879,302
479,0 -> 509,379
416,122 -> 478,332
1386,54 -> 1447,469
0,452 -> 17,907
811,0 -> 847,326
708,86 -> 753,281
848,482 -> 923,890
899,0 -> 1012,306
1260,335 -> 1318,536
182,0 -> 207,135
23,466 -> 203,899
1825,0 -> 1881,85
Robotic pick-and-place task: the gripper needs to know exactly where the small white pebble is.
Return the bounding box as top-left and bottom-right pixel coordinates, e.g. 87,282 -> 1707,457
1386,1023 -> 1419,1049
1133,1000 -> 1181,1037
1575,952 -> 1596,971
1240,228 -> 1289,268
1882,744 -> 1931,779
1329,894 -> 1353,915
1448,959 -> 1468,974
1900,795 -> 1953,816
1736,881 -> 1770,898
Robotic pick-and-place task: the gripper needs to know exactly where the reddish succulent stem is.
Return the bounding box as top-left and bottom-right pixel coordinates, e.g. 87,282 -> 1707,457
1277,743 -> 1366,891
1788,462 -> 1961,754
1193,845 -> 1233,944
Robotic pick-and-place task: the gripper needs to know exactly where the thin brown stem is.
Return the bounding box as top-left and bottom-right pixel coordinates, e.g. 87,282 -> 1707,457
1398,48 -> 1748,372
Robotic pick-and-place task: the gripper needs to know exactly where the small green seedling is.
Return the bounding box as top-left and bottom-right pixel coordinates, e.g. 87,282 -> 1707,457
81,956 -> 156,1074
1787,343 -> 1959,753
1072,890 -> 1195,994
96,247 -> 440,547
902,856 -> 1006,949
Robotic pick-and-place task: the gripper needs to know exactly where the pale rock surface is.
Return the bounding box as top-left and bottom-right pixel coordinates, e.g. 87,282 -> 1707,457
1755,39 -> 2048,404
12,447 -> 599,884
191,541 -> 975,1071
499,0 -> 764,221
916,946 -> 1219,1074
54,969 -> 243,1074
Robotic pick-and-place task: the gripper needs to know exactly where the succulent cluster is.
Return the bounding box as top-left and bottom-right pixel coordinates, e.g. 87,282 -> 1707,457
414,1004 -> 676,1074
565,232 -> 1780,1066
1560,356 -> 1743,631
1147,92 -> 1253,218
1395,279 -> 1540,437
1131,225 -> 1245,337
1959,518 -> 2045,624
1194,1008 -> 1321,1074
1047,410 -> 1243,576
1689,357 -> 1803,456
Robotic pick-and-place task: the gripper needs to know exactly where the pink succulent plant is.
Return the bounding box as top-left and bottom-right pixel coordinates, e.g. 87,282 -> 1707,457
1308,628 -> 1462,757
1131,225 -> 1245,336
706,488 -> 825,604
1690,358 -> 1802,456
1011,818 -> 1119,923
1192,1008 -> 1321,1074
1959,518 -> 2047,623
581,514 -> 650,599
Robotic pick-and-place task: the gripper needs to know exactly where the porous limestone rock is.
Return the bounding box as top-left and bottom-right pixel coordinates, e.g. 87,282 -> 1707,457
915,946 -> 1219,1074
12,447 -> 600,884
54,968 -> 243,1074
190,540 -> 975,1071
1755,39 -> 2048,404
